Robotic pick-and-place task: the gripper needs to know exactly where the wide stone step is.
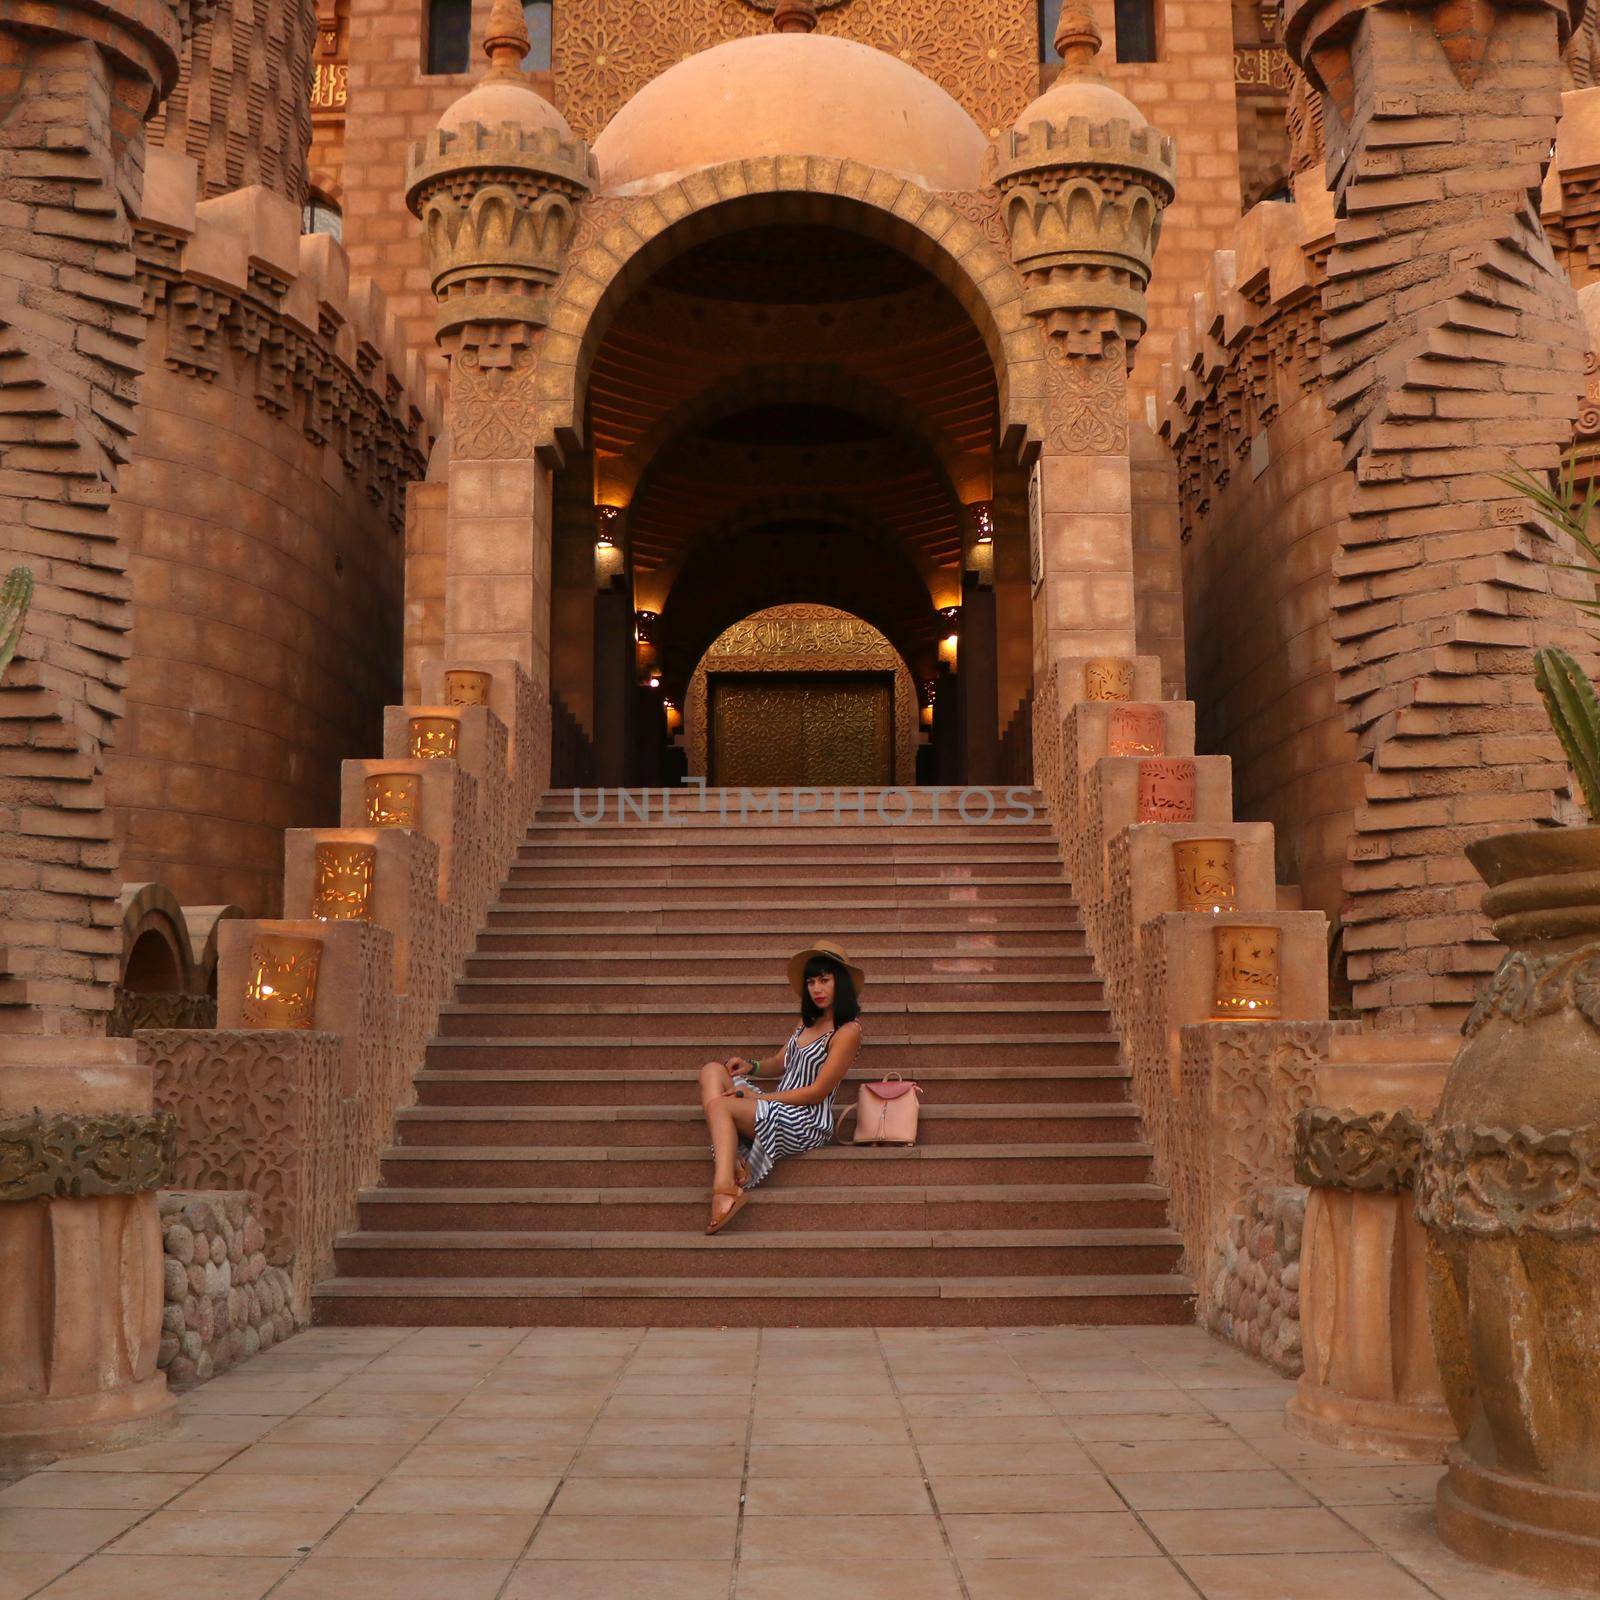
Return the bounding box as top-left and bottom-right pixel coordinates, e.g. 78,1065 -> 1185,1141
497,878 -> 1075,905
311,1273 -> 1196,1328
419,1036 -> 1125,1070
474,925 -> 1091,950
393,1103 -> 1140,1148
330,1227 -> 1186,1280
447,974 -> 1104,1006
411,1064 -> 1131,1107
378,1142 -> 1157,1188
461,949 -> 1100,978
483,903 -> 1088,932
515,841 -> 1065,864
433,1003 -> 1113,1040
355,1182 -> 1174,1232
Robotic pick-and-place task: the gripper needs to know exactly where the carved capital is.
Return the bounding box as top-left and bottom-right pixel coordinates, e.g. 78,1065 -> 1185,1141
1294,1104 -> 1425,1192
1462,939 -> 1600,1039
1417,1122 -> 1600,1239
0,1112 -> 178,1202
406,123 -> 596,347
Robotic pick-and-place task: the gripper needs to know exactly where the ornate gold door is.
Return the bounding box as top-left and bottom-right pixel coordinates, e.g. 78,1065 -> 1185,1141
710,674 -> 894,787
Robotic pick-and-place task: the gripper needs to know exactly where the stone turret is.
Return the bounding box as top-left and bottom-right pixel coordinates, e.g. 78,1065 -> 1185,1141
404,0 -> 595,356
994,6 -> 1176,361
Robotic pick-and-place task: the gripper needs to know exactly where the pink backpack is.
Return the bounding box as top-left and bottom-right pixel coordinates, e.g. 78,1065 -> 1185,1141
838,1072 -> 923,1146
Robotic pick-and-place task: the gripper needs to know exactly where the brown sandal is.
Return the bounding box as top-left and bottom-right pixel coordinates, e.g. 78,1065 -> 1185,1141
735,1157 -> 751,1187
705,1183 -> 748,1236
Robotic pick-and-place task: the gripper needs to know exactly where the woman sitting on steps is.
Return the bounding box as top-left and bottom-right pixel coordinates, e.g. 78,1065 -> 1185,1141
697,939 -> 863,1235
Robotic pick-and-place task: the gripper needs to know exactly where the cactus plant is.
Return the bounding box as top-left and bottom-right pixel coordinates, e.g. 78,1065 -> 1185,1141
0,565 -> 31,679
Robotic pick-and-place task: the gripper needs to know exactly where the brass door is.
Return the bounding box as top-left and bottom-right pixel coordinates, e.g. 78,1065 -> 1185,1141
710,674 -> 894,788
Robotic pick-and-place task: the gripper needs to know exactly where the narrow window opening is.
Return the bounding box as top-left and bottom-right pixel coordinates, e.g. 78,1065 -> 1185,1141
1114,0 -> 1158,61
302,193 -> 343,241
426,0 -> 471,75
522,0 -> 552,70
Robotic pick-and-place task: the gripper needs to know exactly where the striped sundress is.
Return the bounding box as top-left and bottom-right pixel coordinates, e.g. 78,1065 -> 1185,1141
731,1021 -> 853,1188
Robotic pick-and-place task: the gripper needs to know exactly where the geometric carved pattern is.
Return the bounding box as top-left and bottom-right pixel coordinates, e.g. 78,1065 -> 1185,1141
1294,1105 -> 1424,1192
0,1112 -> 178,1200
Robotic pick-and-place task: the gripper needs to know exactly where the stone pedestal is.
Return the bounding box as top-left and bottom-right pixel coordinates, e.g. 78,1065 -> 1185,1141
1288,1036 -> 1456,1461
0,1039 -> 176,1466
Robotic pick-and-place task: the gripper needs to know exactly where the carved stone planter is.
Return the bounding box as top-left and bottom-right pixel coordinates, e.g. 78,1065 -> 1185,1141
1287,1037 -> 1456,1461
1417,827 -> 1600,1590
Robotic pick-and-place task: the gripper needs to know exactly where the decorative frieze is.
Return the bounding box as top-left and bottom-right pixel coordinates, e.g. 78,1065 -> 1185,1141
1294,1106 -> 1424,1193
0,1113 -> 178,1201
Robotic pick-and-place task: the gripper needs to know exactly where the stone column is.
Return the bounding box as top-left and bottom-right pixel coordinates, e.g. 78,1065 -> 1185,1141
0,0 -> 202,1460
404,0 -> 594,687
995,8 -> 1175,685
1285,0 -> 1595,1025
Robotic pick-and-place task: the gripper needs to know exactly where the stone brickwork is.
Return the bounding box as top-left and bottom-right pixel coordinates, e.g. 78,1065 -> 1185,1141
108,153 -> 436,915
1285,0 -> 1595,1025
1208,1183 -> 1305,1375
149,0 -> 316,205
156,1190 -> 297,1386
1160,179 -> 1367,933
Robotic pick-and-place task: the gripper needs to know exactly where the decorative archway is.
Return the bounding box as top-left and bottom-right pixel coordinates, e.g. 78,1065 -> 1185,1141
685,603 -> 919,785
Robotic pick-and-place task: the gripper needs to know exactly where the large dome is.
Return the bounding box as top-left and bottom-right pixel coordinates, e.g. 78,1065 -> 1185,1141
592,33 -> 989,196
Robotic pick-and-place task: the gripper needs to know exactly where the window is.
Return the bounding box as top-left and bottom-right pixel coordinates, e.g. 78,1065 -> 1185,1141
302,194 -> 342,241
522,0 -> 551,70
1038,0 -> 1062,61
1114,0 -> 1158,61
426,0 -> 471,74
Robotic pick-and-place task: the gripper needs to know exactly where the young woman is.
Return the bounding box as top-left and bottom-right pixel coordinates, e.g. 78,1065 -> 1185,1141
696,939 -> 863,1234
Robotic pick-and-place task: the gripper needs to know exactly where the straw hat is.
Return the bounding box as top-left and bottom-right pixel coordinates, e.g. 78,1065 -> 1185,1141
788,939 -> 865,997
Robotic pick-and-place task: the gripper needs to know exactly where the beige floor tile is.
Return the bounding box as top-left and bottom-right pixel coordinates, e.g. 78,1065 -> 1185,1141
108,1509 -> 344,1558
959,1557 -> 1196,1600
930,1474 -> 1123,1514
389,1445 -> 576,1478
943,1511 -> 1161,1563
28,1554 -> 294,1600
741,1513 -> 947,1562
313,1512 -> 540,1560
600,1393 -> 750,1420
174,1392 -> 312,1418
891,1372 -> 1034,1394
745,1445 -> 923,1478
0,1472 -> 197,1510
585,1419 -> 744,1449
756,1372 -> 897,1396
751,1393 -> 903,1419
1338,1503 -> 1440,1551
0,1506 -> 148,1554
425,1417 -> 591,1446
356,1475 -> 558,1515
569,1445 -> 745,1479
1249,1432 -> 1382,1472
503,1559 -> 734,1599
1069,1412 -> 1237,1443
898,1394 -> 1049,1419
164,1416 -> 280,1445
1176,1552 -> 1435,1599
750,1418 -> 910,1447
1391,1543 -> 1599,1600
298,1391 -> 463,1420
1211,1409 -> 1295,1438
916,1442 -> 1096,1477
1288,1466 -> 1443,1506
1084,1439 -> 1267,1474
215,1443 -> 410,1478
1192,1385 -> 1296,1412
1052,1389 -> 1208,1416
527,1513 -> 737,1562
0,1552 -> 77,1600
1143,1506 -> 1372,1555
741,1478 -> 933,1517
732,1559 -> 966,1600
1111,1470 -> 1315,1511
457,1393 -> 610,1419
271,1557 -> 513,1600
907,1415 -> 1072,1444
169,1475 -> 377,1513
1031,1371 -> 1183,1394
552,1476 -> 742,1516
613,1376 -> 754,1396
263,1416 -> 437,1446
42,1444 -> 239,1475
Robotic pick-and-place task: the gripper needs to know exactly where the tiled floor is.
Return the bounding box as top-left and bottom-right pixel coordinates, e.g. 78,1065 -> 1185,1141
1,1324 -> 1585,1600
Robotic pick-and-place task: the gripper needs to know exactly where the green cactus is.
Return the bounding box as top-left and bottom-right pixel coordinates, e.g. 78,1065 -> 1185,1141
1534,646 -> 1600,820
0,566 -> 31,679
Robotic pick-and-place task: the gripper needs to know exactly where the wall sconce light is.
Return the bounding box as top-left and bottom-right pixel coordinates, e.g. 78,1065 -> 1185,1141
970,501 -> 995,543
1173,838 -> 1237,914
312,842 -> 376,922
647,674 -> 660,689
1212,923 -> 1282,1018
241,933 -> 323,1029
635,609 -> 657,645
364,773 -> 419,828
938,606 -> 960,668
596,505 -> 620,547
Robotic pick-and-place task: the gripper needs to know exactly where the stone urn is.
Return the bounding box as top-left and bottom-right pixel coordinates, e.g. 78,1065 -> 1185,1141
1417,827 -> 1600,1591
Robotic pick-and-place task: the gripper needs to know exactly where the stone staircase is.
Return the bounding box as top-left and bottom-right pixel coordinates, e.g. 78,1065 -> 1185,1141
313,786 -> 1195,1326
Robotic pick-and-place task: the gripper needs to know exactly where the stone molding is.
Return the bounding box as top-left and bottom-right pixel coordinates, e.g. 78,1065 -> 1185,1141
1417,1123 -> 1600,1240
134,155 -> 438,533
1294,1105 -> 1424,1193
0,1112 -> 178,1202
1463,941 -> 1600,1038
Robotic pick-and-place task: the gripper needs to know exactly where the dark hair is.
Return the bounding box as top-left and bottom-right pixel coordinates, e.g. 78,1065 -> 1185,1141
799,954 -> 861,1025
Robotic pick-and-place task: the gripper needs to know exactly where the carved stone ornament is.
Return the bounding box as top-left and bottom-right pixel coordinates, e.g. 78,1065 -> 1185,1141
993,8 -> 1175,360
1415,1123 -> 1600,1240
0,1112 -> 178,1202
1461,941 -> 1600,1038
1294,1105 -> 1425,1193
